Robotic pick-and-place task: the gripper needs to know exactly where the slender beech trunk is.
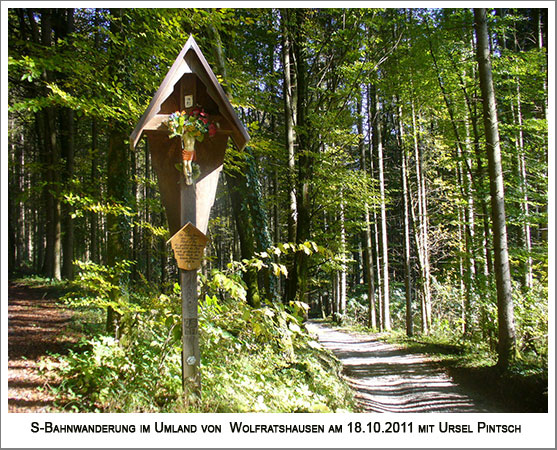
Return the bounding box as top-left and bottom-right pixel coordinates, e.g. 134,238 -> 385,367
61,107 -> 75,279
463,104 -> 477,334
38,10 -> 62,280
410,97 -> 431,333
514,83 -> 533,289
89,10 -> 101,263
130,143 -> 138,280
456,130 -> 468,333
90,118 -> 99,262
397,102 -> 413,337
474,8 -> 516,370
288,9 -> 312,304
371,86 -> 390,331
106,9 -> 130,335
8,139 -> 18,272
338,193 -> 347,320
281,9 -> 298,245
281,9 -> 298,303
144,143 -> 152,281
359,96 -> 376,329
331,271 -> 338,322
368,85 -> 382,329
106,127 -> 129,335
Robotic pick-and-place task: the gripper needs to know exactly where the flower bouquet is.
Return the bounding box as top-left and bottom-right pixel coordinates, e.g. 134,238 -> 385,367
166,107 -> 218,185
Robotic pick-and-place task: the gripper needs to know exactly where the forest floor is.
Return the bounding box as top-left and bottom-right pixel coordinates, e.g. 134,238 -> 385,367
306,320 -> 514,413
6,281 -> 545,414
7,281 -> 80,413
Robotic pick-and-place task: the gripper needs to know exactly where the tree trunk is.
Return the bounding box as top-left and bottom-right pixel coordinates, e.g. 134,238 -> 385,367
37,10 -> 62,280
90,118 -> 99,263
410,96 -> 431,334
89,10 -> 101,263
339,193 -> 347,320
359,96 -> 376,329
144,142 -> 152,282
462,105 -> 477,335
474,8 -> 516,370
281,9 -> 298,247
56,9 -> 75,280
105,8 -> 130,335
287,9 -> 312,305
371,86 -> 390,331
130,141 -> 139,280
61,106 -> 75,279
397,103 -> 413,337
514,83 -> 533,289
368,85 -> 382,329
106,127 -> 129,335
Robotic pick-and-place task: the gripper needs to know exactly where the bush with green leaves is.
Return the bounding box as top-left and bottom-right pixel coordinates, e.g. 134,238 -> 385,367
51,292 -> 183,412
198,291 -> 354,412
49,267 -> 356,413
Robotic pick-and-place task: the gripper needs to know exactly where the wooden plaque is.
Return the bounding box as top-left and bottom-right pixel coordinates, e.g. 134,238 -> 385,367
167,222 -> 209,271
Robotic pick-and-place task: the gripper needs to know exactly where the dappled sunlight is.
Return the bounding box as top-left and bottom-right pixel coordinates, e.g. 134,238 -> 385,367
306,321 -> 502,413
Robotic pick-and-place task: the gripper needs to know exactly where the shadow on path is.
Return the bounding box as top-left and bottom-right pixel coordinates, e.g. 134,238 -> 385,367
306,321 -> 505,413
8,282 -> 79,413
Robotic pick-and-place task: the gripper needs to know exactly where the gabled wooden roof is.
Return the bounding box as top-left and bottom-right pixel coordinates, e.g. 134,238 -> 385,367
130,35 -> 249,151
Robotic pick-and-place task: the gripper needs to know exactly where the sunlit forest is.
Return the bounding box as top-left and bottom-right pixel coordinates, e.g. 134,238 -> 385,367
7,8 -> 548,413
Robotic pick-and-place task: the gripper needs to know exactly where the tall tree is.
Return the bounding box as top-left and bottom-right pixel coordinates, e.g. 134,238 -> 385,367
59,9 -> 76,280
285,9 -> 312,304
371,85 -> 390,331
105,9 -> 131,334
34,9 -> 62,280
474,8 -> 516,369
280,9 -> 298,247
358,97 -> 376,329
397,102 -> 413,337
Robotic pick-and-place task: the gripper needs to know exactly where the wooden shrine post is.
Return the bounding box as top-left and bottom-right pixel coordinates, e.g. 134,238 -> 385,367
129,35 -> 249,396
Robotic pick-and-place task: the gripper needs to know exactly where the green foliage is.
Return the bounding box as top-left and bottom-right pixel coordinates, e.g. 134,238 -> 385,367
9,7 -> 548,412
64,260 -> 141,316
198,292 -> 353,412
48,269 -> 355,413
226,240 -> 325,280
512,281 -> 548,366
405,277 -> 547,374
50,297 -> 183,412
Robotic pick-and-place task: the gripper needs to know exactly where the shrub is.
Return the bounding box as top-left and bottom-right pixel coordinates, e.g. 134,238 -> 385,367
49,270 -> 356,413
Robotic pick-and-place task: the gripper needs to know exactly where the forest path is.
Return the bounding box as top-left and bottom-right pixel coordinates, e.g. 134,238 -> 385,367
7,282 -> 80,412
306,321 -> 504,413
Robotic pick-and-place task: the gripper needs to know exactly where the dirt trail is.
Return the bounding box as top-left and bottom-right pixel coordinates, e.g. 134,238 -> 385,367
7,282 -> 79,413
306,321 -> 506,413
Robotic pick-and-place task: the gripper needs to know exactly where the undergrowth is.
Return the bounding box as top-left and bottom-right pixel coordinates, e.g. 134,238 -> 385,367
339,277 -> 548,380
33,266 -> 355,413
